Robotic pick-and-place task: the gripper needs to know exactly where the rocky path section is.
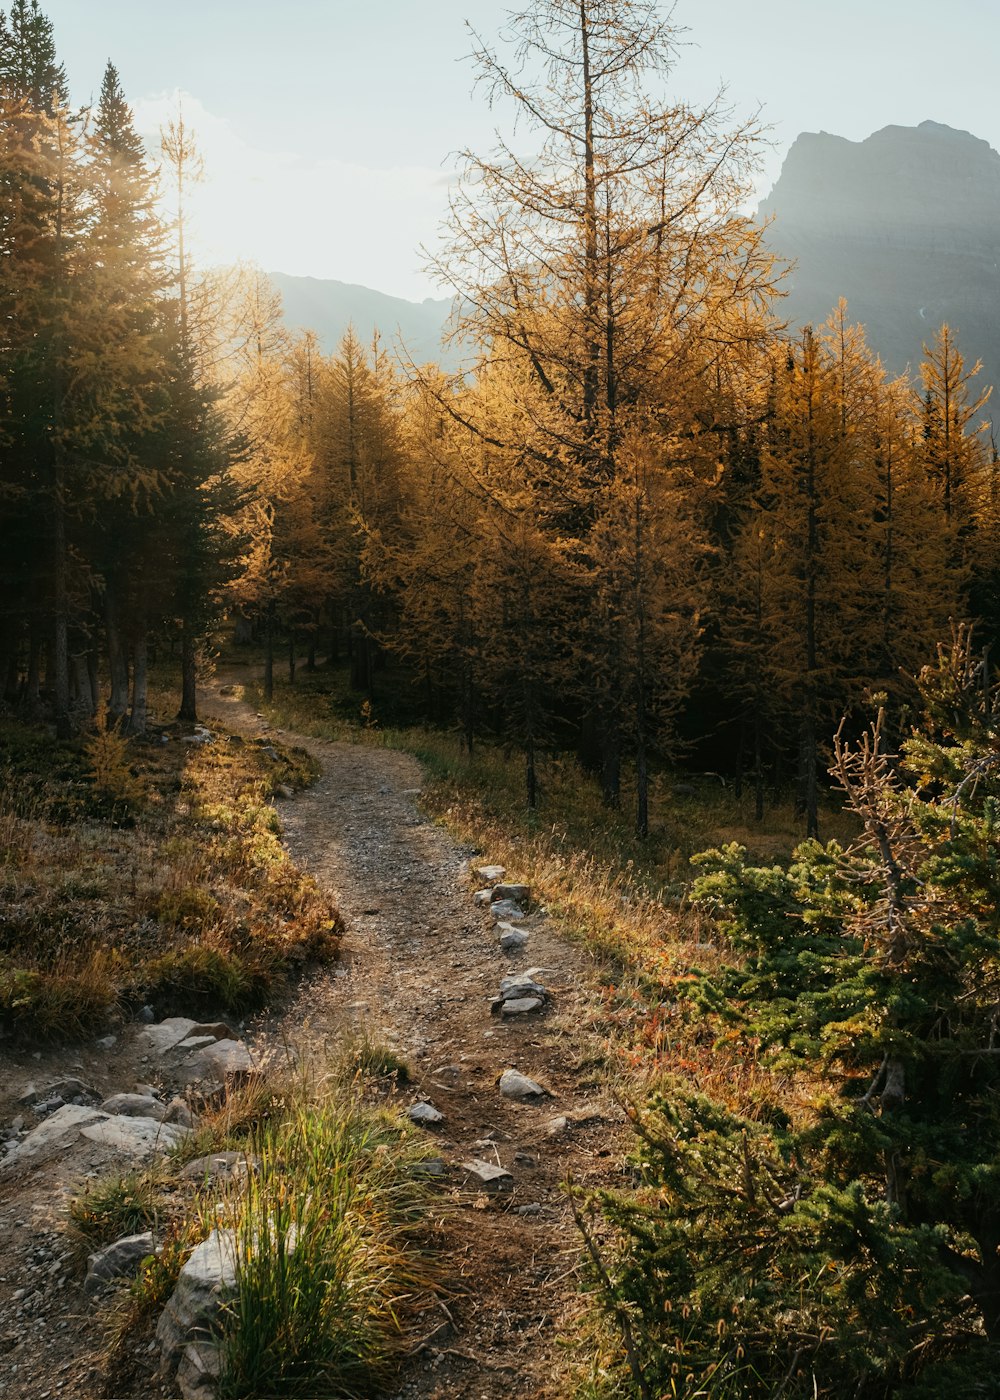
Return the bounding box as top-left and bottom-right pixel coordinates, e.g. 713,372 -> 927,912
205,688 -> 621,1400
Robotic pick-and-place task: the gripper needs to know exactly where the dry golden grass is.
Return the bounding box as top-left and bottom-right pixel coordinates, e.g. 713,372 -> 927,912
0,712 -> 342,1040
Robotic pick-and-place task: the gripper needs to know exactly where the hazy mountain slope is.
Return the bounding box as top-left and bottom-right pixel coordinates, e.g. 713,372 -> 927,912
759,120 -> 1000,398
268,270 -> 454,367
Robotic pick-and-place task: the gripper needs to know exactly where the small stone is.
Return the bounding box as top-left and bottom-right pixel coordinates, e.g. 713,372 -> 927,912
179,1151 -> 253,1185
499,1069 -> 548,1101
134,1083 -> 161,1099
85,1232 -> 155,1294
491,899 -> 525,923
460,1159 -> 514,1192
95,1035 -> 117,1051
499,973 -> 548,1000
138,1005 -> 156,1024
475,865 -> 506,884
473,888 -> 493,908
164,1098 -> 195,1128
499,997 -> 544,1017
408,1101 -> 444,1126
516,1202 -> 542,1217
514,1151 -> 537,1167
545,1115 -> 570,1136
99,1094 -> 169,1122
499,926 -> 529,953
491,883 -> 530,906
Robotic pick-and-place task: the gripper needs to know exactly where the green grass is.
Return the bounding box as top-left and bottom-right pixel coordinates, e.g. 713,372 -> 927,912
215,1089 -> 437,1399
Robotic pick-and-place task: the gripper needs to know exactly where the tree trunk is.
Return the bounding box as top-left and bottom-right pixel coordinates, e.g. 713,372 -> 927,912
51,474 -> 71,739
105,583 -> 130,727
602,727 -> 621,808
128,627 -> 148,736
178,625 -> 197,724
264,599 -> 275,703
24,618 -> 41,713
526,736 -> 537,809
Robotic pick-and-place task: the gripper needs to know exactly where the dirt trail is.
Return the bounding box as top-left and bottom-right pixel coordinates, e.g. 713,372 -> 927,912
0,681 -> 620,1400
204,683 -> 620,1400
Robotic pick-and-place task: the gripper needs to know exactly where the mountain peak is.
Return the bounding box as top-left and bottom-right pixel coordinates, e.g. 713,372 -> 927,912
759,120 -> 1000,399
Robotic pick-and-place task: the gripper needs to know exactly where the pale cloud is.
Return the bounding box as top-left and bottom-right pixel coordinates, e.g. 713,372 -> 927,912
133,91 -> 454,302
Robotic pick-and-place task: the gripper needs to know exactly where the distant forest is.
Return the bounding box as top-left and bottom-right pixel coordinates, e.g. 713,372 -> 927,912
2,0 -> 998,836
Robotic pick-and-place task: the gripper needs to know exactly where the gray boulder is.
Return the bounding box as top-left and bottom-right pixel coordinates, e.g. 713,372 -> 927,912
176,1341 -> 222,1400
475,865 -> 506,884
498,926 -> 529,953
491,899 -> 525,923
85,1231 -> 155,1294
1,1104 -> 109,1171
80,1115 -> 188,1160
491,883 -> 530,906
157,1229 -> 238,1374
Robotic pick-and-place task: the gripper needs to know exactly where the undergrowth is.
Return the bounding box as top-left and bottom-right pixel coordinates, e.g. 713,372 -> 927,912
0,708 -> 340,1041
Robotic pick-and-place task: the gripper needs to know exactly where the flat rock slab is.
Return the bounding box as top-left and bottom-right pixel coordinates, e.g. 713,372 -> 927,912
138,1019 -> 239,1056
100,1094 -> 169,1122
184,1039 -> 255,1082
85,1232 -> 155,1294
475,865 -> 506,884
2,1104 -> 109,1169
138,1017 -> 199,1054
491,900 -> 525,923
81,1115 -> 188,1159
500,997 -> 544,1017
499,1069 -> 549,1101
461,1159 -> 514,1191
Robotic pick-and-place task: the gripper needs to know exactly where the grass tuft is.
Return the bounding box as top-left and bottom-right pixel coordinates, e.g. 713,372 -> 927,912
214,1090 -> 437,1398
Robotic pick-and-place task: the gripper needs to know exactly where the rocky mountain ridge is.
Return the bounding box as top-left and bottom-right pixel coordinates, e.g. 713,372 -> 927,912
759,120 -> 1000,398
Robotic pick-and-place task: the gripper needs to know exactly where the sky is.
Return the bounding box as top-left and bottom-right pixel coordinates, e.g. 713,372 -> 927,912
41,0 -> 1000,302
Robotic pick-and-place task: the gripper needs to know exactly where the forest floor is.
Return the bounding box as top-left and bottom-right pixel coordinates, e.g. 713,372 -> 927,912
0,672 -> 625,1400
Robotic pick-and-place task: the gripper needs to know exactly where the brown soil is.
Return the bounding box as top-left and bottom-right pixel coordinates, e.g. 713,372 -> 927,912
0,678 -> 624,1400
